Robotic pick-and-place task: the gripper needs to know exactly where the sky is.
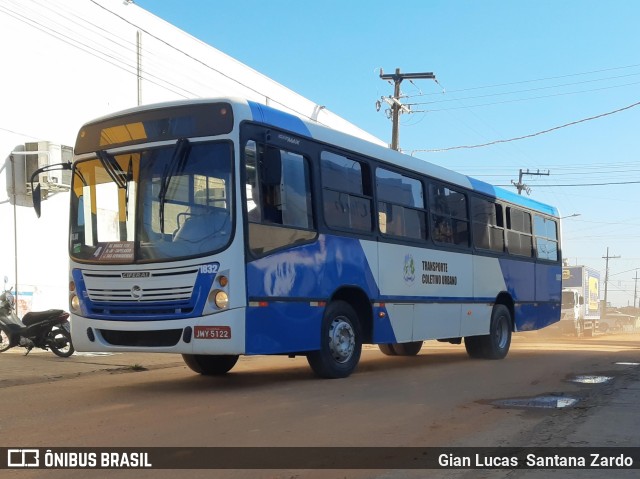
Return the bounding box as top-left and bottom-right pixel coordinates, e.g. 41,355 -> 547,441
134,0 -> 640,308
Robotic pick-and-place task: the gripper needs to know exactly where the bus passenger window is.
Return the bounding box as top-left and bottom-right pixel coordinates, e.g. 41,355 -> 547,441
376,168 -> 426,240
506,207 -> 533,257
433,216 -> 454,243
321,151 -> 372,232
429,183 -> 469,247
472,198 -> 505,252
244,141 -> 316,256
534,215 -> 558,261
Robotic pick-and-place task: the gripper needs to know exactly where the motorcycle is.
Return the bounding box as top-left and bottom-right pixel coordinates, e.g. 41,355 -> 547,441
0,286 -> 74,357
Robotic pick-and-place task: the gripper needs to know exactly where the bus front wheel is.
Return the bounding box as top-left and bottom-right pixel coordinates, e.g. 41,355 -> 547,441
307,301 -> 362,379
182,354 -> 239,375
464,304 -> 512,360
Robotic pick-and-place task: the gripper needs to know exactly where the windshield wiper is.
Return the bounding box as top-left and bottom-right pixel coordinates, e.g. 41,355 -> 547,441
158,138 -> 191,234
96,151 -> 127,189
97,151 -> 135,221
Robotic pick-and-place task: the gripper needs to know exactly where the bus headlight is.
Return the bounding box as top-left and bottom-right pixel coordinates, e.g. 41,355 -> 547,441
203,269 -> 230,315
70,294 -> 80,312
209,290 -> 229,310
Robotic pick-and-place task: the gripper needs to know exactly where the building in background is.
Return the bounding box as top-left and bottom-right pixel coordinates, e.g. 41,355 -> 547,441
0,0 -> 383,311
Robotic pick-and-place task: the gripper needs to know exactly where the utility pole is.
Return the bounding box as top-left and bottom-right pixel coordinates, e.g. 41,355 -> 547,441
379,68 -> 436,151
602,247 -> 621,314
633,270 -> 639,309
511,169 -> 550,195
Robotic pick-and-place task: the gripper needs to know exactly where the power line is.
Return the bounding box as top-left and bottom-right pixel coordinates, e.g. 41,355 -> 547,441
0,2 -> 195,98
449,161 -> 640,174
404,63 -> 640,98
408,81 -> 640,113
0,125 -> 41,140
33,0 -> 225,98
406,72 -> 640,106
484,167 -> 640,180
86,0 -> 326,126
3,0 -> 333,127
496,180 -> 640,187
411,100 -> 640,154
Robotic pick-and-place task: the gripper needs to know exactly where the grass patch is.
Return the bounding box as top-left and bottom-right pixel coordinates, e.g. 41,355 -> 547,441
128,364 -> 148,372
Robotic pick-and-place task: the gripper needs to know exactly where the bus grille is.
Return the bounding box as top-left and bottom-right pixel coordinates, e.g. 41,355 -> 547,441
79,266 -> 201,319
82,267 -> 198,303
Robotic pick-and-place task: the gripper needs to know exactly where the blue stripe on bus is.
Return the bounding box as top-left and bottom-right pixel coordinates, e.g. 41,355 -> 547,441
246,302 -> 323,354
244,234 -> 561,350
246,234 -> 387,351
244,303 -> 398,354
246,235 -> 379,299
377,296 -> 495,303
497,258 -> 561,330
467,177 -> 559,216
516,302 -> 561,331
372,303 -> 397,343
248,101 -> 312,138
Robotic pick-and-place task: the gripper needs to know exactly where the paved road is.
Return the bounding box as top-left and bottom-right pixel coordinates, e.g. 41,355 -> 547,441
1,332 -> 639,478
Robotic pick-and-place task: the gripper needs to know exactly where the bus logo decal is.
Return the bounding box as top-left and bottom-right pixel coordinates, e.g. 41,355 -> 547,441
130,285 -> 143,300
403,253 -> 416,284
122,272 -> 150,278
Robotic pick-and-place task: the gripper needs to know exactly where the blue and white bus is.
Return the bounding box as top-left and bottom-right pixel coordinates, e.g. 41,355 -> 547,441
44,98 -> 562,378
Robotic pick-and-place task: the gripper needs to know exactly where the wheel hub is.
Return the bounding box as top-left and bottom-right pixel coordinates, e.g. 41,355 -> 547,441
495,317 -> 509,349
328,318 -> 355,363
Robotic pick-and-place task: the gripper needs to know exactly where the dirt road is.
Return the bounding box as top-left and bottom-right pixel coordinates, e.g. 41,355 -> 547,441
2,332 -> 639,478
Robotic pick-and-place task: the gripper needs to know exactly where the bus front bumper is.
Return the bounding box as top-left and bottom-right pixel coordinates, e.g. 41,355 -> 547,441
69,308 -> 247,355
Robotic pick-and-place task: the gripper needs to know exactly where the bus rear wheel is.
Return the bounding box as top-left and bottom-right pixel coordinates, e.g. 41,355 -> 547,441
378,344 -> 397,356
464,304 -> 512,360
307,301 -> 362,379
182,354 -> 239,375
394,341 -> 423,356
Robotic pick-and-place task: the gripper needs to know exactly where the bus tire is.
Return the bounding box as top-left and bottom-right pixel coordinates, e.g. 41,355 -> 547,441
378,344 -> 397,356
182,354 -> 239,375
464,336 -> 484,358
465,304 -> 512,360
392,341 -> 423,356
307,301 -> 362,379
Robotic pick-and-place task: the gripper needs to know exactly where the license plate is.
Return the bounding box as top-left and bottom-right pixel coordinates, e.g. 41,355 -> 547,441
194,326 -> 231,339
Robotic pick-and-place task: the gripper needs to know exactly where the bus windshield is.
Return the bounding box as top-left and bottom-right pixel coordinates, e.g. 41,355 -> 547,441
69,140 -> 233,263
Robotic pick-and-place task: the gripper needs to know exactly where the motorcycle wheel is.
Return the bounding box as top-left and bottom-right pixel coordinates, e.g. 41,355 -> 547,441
0,325 -> 12,353
48,327 -> 75,357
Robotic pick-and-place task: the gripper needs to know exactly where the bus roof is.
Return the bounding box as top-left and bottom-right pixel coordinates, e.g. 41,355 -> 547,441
246,100 -> 559,217
80,97 -> 559,217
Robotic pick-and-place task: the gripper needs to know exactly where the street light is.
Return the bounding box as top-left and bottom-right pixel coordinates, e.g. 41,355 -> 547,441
560,213 -> 581,219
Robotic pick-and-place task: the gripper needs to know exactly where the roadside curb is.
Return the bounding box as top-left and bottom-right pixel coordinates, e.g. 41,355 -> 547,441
0,351 -> 184,388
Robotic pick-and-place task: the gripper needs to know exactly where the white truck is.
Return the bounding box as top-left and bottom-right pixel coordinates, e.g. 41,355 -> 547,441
560,266 -> 601,337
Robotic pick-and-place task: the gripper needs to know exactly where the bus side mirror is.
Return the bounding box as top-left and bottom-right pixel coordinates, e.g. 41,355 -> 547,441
29,162 -> 72,218
33,184 -> 42,218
